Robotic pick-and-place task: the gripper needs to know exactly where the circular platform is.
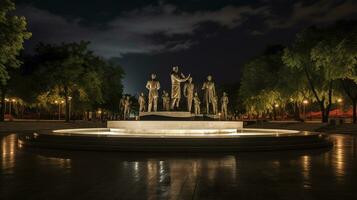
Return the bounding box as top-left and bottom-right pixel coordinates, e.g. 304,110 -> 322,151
18,124 -> 332,152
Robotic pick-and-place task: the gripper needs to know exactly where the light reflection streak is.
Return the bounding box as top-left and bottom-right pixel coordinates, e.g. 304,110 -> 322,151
147,160 -> 158,200
132,161 -> 140,182
1,134 -> 17,172
301,155 -> 311,182
333,136 -> 345,180
37,155 -> 72,169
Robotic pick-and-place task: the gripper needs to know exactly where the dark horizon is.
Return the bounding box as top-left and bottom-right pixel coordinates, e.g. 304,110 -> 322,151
14,0 -> 357,94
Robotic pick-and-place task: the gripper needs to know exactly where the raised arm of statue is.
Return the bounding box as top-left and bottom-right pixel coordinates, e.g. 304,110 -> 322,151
212,83 -> 216,97
172,74 -> 190,82
157,81 -> 161,90
202,82 -> 206,90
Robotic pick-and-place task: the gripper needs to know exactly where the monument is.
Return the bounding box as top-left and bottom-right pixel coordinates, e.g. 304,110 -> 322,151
184,77 -> 195,112
123,96 -> 131,120
221,92 -> 229,119
138,92 -> 146,112
170,66 -> 190,110
193,92 -> 201,115
146,73 -> 160,112
162,90 -> 170,111
19,66 -> 332,152
139,68 -> 223,120
202,75 -> 216,114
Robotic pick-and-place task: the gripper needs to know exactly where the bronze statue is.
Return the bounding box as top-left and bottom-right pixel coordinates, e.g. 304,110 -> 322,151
138,92 -> 146,112
162,90 -> 170,111
119,96 -> 125,118
170,66 -> 190,110
212,95 -> 218,115
193,92 -> 201,115
123,96 -> 131,120
202,75 -> 216,114
221,92 -> 229,119
183,77 -> 194,112
146,73 -> 161,112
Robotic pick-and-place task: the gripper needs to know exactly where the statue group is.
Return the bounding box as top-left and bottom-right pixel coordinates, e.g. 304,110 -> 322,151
137,66 -> 229,118
119,95 -> 132,120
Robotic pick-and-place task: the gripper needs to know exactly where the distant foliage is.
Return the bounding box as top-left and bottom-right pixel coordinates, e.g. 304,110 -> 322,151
240,21 -> 357,122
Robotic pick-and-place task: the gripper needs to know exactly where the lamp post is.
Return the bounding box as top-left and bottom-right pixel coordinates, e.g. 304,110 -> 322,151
54,100 -> 59,120
303,100 -> 309,121
60,100 -> 64,120
9,98 -> 16,116
274,103 -> 279,120
336,98 -> 343,117
4,98 -> 9,114
97,109 -> 102,121
68,96 -> 72,121
54,100 -> 63,120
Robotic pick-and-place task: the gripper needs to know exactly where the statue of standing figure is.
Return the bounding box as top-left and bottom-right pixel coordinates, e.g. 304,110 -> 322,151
162,90 -> 170,111
138,92 -> 146,112
212,96 -> 218,115
221,92 -> 229,119
193,92 -> 201,115
202,75 -> 216,114
183,77 -> 194,112
170,66 -> 190,110
119,96 -> 125,119
146,73 -> 160,112
123,96 -> 131,120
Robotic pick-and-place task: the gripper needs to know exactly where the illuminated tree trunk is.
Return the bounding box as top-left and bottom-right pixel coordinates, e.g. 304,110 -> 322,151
353,100 -> 357,124
64,85 -> 70,122
0,88 -> 5,122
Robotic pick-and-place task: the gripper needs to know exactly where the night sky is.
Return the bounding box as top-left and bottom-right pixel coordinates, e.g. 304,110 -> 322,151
14,0 -> 357,94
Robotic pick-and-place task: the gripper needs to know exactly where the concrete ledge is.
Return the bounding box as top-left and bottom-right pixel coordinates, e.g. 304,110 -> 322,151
19,129 -> 332,152
139,111 -> 193,118
107,120 -> 243,130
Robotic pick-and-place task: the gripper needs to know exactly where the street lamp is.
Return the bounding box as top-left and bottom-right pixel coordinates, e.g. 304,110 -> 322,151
4,98 -> 9,114
68,96 -> 72,121
54,100 -> 62,120
336,98 -> 343,117
8,98 -> 16,116
303,100 -> 309,121
97,109 -> 102,121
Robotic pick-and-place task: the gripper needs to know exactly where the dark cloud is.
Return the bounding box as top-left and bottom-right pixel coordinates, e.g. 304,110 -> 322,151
265,0 -> 357,28
17,2 -> 270,57
14,0 -> 357,94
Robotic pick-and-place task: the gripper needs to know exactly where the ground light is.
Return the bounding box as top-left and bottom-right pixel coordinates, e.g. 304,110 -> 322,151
18,121 -> 332,152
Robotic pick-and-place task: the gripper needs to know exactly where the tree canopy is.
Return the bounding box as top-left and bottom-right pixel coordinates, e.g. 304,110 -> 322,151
0,0 -> 31,121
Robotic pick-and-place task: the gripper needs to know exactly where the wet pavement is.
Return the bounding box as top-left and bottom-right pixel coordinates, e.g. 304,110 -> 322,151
1,133 -> 357,200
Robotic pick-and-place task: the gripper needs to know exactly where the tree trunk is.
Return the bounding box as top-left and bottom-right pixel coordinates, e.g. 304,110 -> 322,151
319,102 -> 329,123
353,99 -> 357,124
0,89 -> 5,122
64,86 -> 70,122
293,102 -> 301,121
303,67 -> 333,123
321,109 -> 329,123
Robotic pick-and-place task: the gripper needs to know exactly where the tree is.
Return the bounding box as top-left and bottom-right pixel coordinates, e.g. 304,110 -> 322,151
100,60 -> 124,114
33,42 -> 103,122
239,52 -> 284,119
29,42 -> 125,121
339,79 -> 357,123
283,27 -> 337,122
276,61 -> 312,120
310,21 -> 357,123
0,0 -> 31,121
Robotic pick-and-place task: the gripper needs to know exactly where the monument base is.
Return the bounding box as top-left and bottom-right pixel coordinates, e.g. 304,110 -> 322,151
139,111 -> 219,120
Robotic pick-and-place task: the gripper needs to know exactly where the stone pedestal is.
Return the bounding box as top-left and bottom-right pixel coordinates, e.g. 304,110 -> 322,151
139,111 -> 219,120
